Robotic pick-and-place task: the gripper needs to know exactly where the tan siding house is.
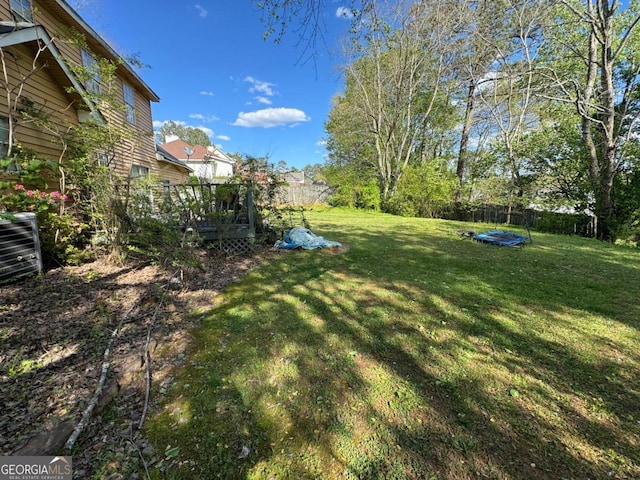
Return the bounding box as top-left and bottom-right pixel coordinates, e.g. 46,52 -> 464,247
0,0 -> 189,183
156,145 -> 192,185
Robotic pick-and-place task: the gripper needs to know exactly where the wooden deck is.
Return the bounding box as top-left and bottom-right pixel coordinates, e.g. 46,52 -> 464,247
163,181 -> 256,252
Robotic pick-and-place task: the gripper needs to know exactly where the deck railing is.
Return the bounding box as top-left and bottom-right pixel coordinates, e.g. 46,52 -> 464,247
162,181 -> 256,252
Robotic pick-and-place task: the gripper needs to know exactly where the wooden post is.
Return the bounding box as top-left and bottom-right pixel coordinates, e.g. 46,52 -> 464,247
247,188 -> 255,234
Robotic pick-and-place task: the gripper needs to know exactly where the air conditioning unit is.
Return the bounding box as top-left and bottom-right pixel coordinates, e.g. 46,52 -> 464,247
0,212 -> 43,283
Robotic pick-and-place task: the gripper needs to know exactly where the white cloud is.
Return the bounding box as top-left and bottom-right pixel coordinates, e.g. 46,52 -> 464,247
194,4 -> 208,18
336,6 -> 353,19
216,135 -> 231,141
189,113 -> 220,122
232,108 -> 311,128
244,76 -> 277,97
200,91 -> 215,96
195,126 -> 214,137
316,139 -> 327,147
256,96 -> 272,105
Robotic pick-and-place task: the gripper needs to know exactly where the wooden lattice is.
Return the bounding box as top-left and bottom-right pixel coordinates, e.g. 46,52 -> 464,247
213,237 -> 254,256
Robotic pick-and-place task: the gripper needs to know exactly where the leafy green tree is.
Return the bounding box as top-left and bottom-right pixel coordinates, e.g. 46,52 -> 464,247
156,120 -> 212,147
542,0 -> 640,239
302,163 -> 326,182
329,0 -> 463,207
514,105 -> 591,212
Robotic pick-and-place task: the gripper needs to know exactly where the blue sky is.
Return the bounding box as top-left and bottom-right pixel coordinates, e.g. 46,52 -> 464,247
79,1 -> 354,169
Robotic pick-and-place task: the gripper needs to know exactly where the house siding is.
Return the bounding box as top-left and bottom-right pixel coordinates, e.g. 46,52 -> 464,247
30,1 -> 157,177
158,162 -> 190,185
0,0 -> 186,182
0,42 -> 78,161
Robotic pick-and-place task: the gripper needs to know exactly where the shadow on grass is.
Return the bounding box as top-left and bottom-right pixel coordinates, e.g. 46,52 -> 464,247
145,215 -> 640,479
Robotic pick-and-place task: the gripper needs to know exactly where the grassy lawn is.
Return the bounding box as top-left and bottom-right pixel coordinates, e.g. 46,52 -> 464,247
144,208 -> 640,480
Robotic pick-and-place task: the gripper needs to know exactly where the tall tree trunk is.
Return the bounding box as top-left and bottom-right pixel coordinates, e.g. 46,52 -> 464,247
455,79 -> 476,203
598,0 -> 618,240
579,0 -> 619,240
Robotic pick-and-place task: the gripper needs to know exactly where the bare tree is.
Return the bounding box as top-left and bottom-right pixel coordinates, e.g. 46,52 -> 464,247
338,0 -> 464,205
472,1 -> 552,215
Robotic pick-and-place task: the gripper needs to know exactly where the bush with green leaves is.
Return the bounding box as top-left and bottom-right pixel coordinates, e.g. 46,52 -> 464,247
385,161 -> 458,217
1,156 -> 92,266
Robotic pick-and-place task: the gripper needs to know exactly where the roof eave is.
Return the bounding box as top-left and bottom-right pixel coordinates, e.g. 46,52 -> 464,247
53,0 -> 160,102
157,157 -> 194,172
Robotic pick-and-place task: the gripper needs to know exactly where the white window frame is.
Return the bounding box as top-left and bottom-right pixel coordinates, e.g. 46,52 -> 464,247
0,117 -> 9,158
0,116 -> 19,172
130,164 -> 149,178
10,0 -> 33,23
81,49 -> 101,94
123,83 -> 136,124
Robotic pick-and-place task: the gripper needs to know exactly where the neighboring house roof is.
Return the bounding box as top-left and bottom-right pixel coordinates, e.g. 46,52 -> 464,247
40,0 -> 160,103
205,146 -> 235,165
160,139 -> 235,165
156,145 -> 193,172
282,171 -> 305,184
160,139 -> 206,160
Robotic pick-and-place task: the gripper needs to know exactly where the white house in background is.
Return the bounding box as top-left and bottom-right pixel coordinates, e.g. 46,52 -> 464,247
282,171 -> 305,185
159,135 -> 235,181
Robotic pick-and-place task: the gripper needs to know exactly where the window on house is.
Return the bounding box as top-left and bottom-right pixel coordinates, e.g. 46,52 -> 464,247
0,117 -> 19,172
0,117 -> 10,159
123,83 -> 136,124
130,164 -> 149,178
95,152 -> 110,166
10,0 -> 33,23
81,49 -> 101,94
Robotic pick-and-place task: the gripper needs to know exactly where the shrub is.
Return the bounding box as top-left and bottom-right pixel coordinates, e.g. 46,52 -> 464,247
0,183 -> 91,266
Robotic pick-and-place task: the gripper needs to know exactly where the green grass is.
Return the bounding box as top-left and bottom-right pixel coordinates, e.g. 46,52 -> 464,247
144,208 -> 640,479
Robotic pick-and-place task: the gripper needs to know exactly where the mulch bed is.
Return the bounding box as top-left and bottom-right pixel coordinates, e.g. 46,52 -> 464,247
0,247 -> 269,478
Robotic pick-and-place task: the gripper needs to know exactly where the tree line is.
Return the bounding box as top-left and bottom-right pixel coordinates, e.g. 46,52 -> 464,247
280,0 -> 640,242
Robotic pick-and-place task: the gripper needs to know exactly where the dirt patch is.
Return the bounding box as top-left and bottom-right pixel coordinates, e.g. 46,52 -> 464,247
0,247 -> 270,477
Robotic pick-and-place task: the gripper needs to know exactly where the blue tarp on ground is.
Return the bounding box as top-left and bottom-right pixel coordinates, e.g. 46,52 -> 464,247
474,230 -> 529,246
275,227 -> 342,250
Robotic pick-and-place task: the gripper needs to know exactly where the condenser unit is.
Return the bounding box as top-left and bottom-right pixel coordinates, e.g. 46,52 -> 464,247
0,212 -> 43,283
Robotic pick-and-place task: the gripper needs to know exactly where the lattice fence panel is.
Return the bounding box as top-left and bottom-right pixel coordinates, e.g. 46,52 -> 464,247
213,237 -> 254,256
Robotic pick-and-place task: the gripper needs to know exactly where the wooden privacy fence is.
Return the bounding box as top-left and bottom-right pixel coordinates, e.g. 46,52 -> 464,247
161,181 -> 255,254
275,185 -> 334,206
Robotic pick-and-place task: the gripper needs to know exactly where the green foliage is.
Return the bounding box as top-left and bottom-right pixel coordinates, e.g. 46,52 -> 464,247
516,107 -> 592,212
155,120 -> 212,147
612,164 -> 640,246
0,154 -> 92,266
534,211 -> 593,237
322,157 -> 380,210
233,155 -> 304,241
121,175 -> 202,267
329,177 -> 380,210
0,147 -> 58,189
385,160 -> 458,217
128,217 -> 202,268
